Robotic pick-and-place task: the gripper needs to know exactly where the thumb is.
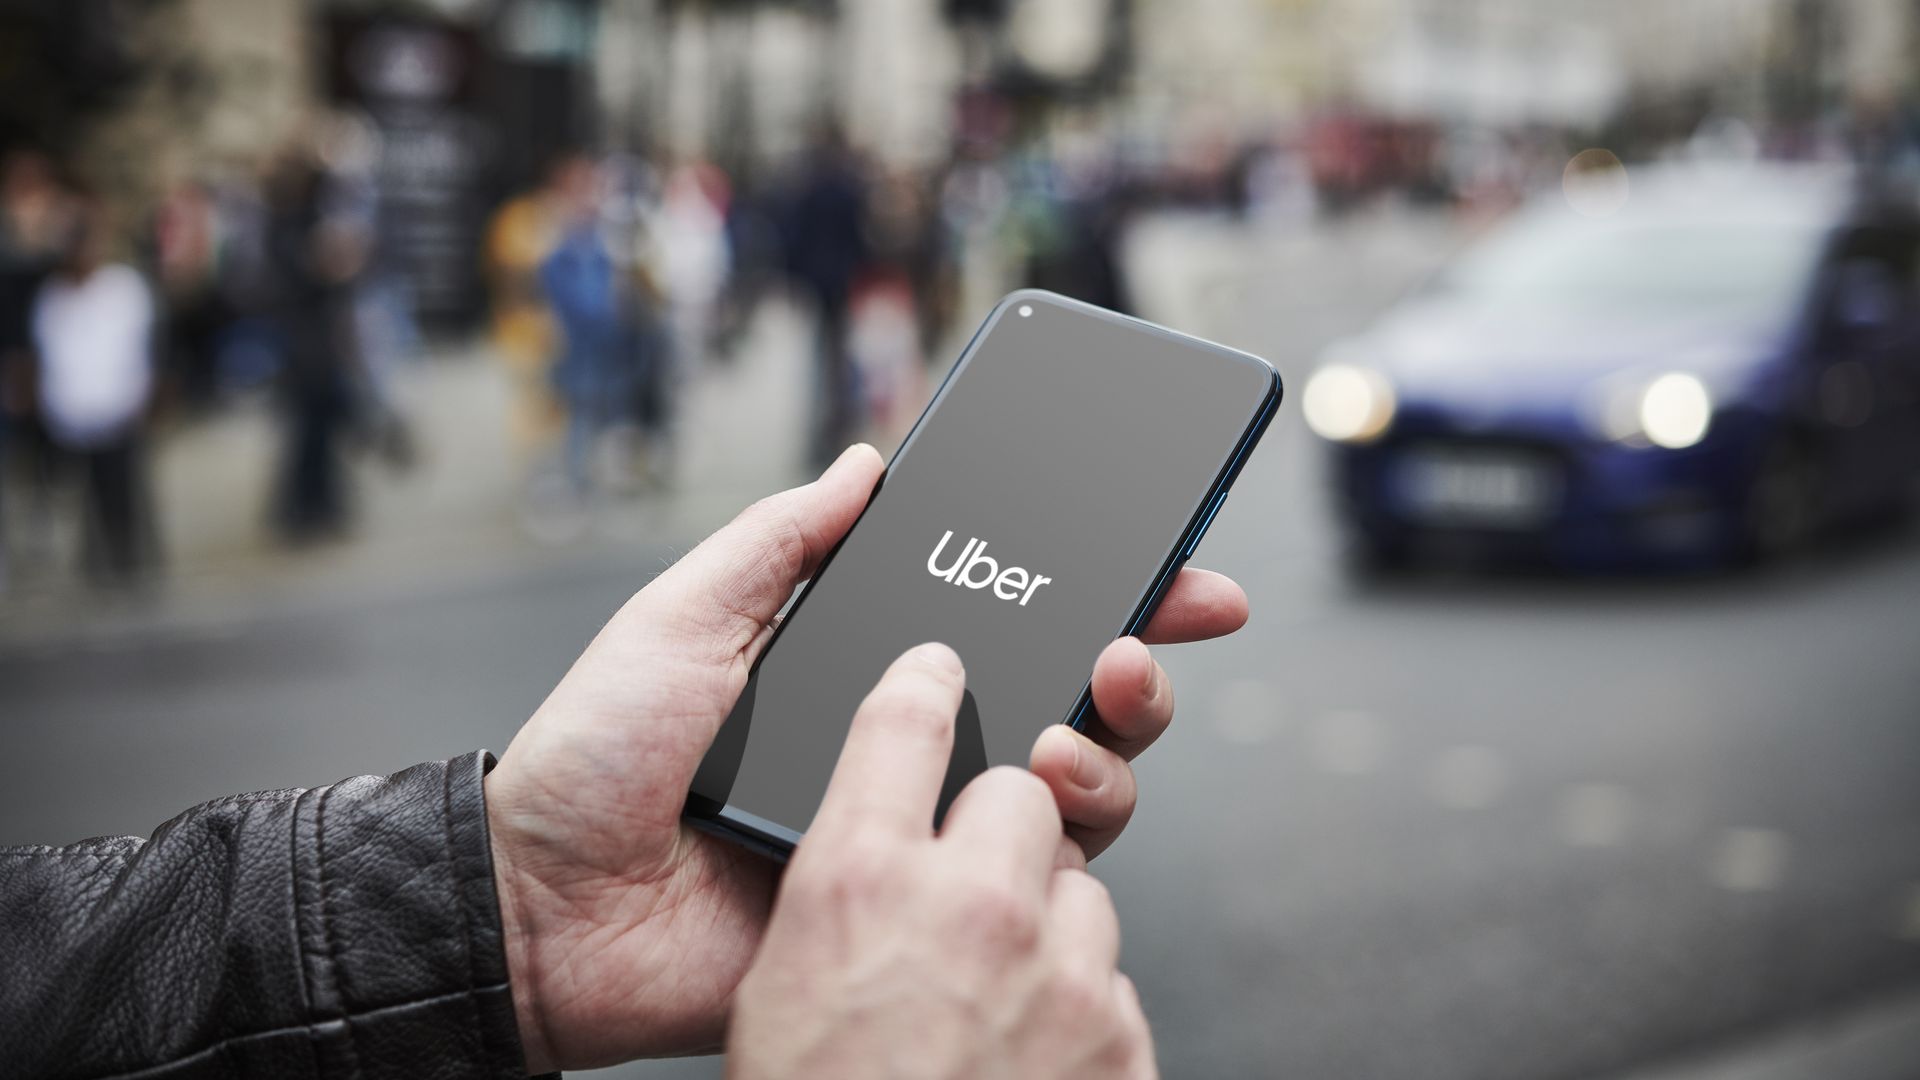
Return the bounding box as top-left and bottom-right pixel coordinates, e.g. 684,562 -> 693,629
644,443 -> 885,660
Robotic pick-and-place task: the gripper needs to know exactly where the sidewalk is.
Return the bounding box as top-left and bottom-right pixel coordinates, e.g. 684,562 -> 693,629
0,298 -> 824,646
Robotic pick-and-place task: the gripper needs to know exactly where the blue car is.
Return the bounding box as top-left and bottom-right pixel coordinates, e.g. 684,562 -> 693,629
1304,163 -> 1920,571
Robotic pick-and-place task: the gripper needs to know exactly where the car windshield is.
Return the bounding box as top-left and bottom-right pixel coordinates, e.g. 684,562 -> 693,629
1436,213 -> 1825,316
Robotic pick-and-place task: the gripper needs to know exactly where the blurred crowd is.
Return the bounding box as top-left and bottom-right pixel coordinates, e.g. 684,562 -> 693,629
0,109 -> 1134,594
0,108 -> 1096,595
480,115 -> 1148,494
0,124 -> 422,595
5,62 -> 1914,597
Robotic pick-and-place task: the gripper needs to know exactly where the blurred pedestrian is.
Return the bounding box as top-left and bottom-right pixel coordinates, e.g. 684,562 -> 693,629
0,151 -> 72,357
782,127 -> 871,467
655,159 -> 732,369
612,169 -> 676,489
202,172 -> 283,393
30,194 -> 159,584
485,161 -> 568,457
150,178 -> 229,412
1027,193 -> 1133,316
318,114 -> 418,473
264,148 -> 362,542
0,148 -> 77,587
713,178 -> 786,359
0,345 -> 13,591
538,154 -> 634,496
1011,147 -> 1133,316
867,165 -> 956,362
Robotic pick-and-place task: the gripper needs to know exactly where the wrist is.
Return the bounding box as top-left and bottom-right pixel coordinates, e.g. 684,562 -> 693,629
487,784 -> 558,1075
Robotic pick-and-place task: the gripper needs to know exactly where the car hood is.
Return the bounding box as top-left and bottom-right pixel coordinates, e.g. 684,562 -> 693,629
1347,301 -> 1787,421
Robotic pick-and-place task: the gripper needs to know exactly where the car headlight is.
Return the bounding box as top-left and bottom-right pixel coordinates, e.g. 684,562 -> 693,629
1637,372 -> 1713,449
1303,363 -> 1397,444
1584,370 -> 1719,448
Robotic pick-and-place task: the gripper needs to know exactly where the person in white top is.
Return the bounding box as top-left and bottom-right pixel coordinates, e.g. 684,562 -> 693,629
30,198 -> 156,581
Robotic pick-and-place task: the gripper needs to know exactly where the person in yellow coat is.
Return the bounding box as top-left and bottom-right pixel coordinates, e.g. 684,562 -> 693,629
485,157 -> 598,457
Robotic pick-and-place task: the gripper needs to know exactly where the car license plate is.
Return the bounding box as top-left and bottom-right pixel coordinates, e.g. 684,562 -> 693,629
1392,447 -> 1561,527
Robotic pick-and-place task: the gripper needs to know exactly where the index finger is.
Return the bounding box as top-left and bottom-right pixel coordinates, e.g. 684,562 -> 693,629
810,643 -> 967,841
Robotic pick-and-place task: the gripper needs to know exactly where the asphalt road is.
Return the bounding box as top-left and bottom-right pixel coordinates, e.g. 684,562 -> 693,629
4,211 -> 1918,1078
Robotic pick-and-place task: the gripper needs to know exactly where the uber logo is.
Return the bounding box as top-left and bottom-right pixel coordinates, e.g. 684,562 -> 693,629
926,530 -> 1053,606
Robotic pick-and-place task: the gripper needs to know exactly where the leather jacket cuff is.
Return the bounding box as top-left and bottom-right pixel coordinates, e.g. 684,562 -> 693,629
0,751 -> 535,1079
291,750 -> 531,1079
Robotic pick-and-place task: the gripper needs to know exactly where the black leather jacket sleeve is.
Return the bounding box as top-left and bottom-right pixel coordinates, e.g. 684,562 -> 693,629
0,751 -> 531,1080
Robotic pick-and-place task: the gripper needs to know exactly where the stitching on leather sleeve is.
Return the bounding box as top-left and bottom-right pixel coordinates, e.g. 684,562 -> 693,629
291,784 -> 322,1080
443,758 -> 493,1072
78,983 -> 517,1080
313,781 -> 366,1078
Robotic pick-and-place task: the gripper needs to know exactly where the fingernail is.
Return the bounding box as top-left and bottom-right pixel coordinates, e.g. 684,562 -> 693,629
1134,639 -> 1157,696
1042,726 -> 1097,789
910,642 -> 962,674
1064,731 -> 1101,789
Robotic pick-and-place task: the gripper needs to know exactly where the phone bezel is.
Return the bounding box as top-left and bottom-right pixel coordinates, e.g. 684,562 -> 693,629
683,289 -> 1283,859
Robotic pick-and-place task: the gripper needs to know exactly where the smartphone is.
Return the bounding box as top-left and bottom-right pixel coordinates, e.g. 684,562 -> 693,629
687,290 -> 1281,858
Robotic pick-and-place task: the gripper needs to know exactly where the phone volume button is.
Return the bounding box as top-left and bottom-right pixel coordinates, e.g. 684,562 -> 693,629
1185,491 -> 1228,558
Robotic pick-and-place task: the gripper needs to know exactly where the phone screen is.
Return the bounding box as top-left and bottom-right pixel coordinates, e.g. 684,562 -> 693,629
689,292 -> 1278,847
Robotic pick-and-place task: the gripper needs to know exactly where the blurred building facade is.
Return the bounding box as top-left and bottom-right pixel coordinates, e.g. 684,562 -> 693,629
1127,0 -> 1920,129
12,0 -> 1919,170
0,0 -> 310,224
4,0 -> 1917,328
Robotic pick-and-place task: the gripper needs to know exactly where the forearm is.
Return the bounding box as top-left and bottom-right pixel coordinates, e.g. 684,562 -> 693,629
0,752 -> 531,1080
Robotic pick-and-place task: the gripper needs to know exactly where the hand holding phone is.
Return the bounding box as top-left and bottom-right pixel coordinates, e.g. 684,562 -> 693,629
691,291 -> 1280,854
484,439 -> 1247,1068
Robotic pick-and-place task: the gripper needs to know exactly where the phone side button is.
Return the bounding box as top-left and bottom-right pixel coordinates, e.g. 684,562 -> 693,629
1184,491 -> 1228,559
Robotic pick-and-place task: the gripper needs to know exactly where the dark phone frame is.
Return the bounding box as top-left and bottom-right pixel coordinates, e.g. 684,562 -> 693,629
683,289 -> 1283,861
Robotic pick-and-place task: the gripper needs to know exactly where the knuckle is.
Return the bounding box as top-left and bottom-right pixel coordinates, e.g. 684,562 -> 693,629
833,826 -> 897,889
1079,749 -> 1133,805
738,491 -> 788,530
799,825 -> 896,904
865,684 -> 957,744
953,879 -> 1041,951
740,494 -> 812,574
899,705 -> 957,751
667,496 -> 813,650
1046,968 -> 1111,1018
1095,982 -> 1154,1073
895,688 -> 960,737
1105,1024 -> 1155,1078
